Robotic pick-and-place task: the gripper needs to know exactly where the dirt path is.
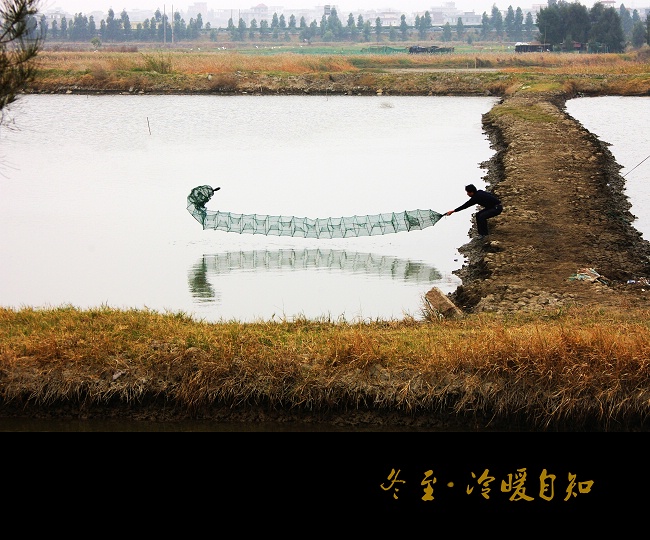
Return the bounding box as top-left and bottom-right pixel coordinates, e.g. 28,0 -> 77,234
450,90 -> 650,313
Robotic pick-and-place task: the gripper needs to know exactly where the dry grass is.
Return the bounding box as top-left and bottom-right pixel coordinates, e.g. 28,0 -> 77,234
2,305 -> 650,430
27,47 -> 650,98
34,50 -> 360,75
33,48 -> 650,76
474,51 -> 650,74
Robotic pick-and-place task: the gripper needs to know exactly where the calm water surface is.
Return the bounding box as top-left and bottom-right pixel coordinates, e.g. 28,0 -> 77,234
566,96 -> 650,238
1,94 -> 498,323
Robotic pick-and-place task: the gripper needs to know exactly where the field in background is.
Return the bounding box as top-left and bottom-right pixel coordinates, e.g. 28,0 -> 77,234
36,45 -> 650,75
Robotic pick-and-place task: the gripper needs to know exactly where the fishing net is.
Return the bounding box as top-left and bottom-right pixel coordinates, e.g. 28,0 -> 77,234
190,250 -> 440,280
188,250 -> 441,301
187,185 -> 443,238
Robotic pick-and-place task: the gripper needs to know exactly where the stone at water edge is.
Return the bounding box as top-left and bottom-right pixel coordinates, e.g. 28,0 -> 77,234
424,287 -> 464,319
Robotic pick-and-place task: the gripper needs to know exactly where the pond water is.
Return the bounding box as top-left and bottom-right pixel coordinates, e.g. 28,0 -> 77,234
566,96 -> 650,239
0,94 -> 499,323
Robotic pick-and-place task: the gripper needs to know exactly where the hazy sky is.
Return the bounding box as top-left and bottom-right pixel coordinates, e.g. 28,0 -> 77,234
41,0 -> 629,18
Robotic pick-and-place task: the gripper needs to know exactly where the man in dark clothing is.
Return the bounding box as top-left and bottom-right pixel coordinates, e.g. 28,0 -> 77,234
445,184 -> 502,238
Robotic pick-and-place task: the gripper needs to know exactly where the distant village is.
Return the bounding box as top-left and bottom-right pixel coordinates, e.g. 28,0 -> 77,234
42,1 -> 648,29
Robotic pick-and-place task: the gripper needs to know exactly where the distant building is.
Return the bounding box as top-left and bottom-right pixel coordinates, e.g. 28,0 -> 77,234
415,3 -> 482,26
42,7 -> 69,24
127,9 -> 157,25
42,7 -> 105,24
189,3 -> 208,16
363,8 -> 402,26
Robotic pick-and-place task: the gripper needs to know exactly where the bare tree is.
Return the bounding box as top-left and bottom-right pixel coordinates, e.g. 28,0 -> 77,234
1,0 -> 41,123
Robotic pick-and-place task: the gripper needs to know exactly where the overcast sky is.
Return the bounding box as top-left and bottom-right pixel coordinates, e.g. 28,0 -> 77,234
41,1 -> 631,18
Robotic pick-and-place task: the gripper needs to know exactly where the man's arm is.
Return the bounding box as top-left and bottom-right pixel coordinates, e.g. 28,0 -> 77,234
446,196 -> 476,215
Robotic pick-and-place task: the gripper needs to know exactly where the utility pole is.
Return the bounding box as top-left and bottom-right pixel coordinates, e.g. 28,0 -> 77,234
164,4 -> 166,44
171,5 -> 174,44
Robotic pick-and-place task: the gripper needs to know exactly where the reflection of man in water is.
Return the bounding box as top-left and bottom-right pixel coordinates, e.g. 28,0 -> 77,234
445,184 -> 502,239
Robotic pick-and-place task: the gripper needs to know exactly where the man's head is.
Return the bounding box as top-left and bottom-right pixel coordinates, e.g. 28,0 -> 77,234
465,184 -> 477,196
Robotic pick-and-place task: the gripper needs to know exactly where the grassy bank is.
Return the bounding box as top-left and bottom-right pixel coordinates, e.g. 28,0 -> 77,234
2,305 -> 650,430
28,47 -> 650,96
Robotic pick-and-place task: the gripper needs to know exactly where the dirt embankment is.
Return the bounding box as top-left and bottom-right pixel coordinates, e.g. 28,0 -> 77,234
450,90 -> 650,314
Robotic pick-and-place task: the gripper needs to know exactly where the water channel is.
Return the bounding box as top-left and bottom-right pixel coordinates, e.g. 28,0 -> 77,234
565,96 -> 650,239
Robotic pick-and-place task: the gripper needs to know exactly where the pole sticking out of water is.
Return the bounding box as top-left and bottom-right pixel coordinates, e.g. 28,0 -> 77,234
147,117 -> 151,135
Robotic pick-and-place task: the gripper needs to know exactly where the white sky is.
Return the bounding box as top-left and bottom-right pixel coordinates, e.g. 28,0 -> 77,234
41,1 -> 635,18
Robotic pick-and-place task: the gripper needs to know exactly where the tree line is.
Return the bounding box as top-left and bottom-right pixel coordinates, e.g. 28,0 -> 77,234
15,1 -> 650,51
224,8 -> 535,44
30,5 -> 533,45
39,8 -> 206,44
536,0 -> 648,52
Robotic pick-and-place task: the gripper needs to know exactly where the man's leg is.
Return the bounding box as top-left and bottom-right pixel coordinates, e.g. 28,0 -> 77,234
476,206 -> 502,236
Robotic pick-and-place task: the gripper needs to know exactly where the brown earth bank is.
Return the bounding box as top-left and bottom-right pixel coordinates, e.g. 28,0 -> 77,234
6,68 -> 650,432
453,89 -> 650,314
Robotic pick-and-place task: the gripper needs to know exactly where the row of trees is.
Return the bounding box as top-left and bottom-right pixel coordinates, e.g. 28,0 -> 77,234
478,5 -> 535,41
12,1 -> 650,51
224,2 -> 647,49
536,1 -> 648,52
224,8 -> 536,44
40,8 -> 206,43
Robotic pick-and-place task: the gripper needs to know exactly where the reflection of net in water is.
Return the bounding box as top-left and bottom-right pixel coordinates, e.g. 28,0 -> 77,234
187,185 -> 443,238
188,257 -> 218,301
188,249 -> 442,300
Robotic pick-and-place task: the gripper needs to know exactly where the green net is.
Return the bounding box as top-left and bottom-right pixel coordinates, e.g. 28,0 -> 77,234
187,185 -> 443,238
188,250 -> 441,300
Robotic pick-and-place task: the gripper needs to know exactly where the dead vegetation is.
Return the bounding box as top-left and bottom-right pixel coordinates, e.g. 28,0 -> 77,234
1,305 -> 650,431
26,48 -> 650,97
